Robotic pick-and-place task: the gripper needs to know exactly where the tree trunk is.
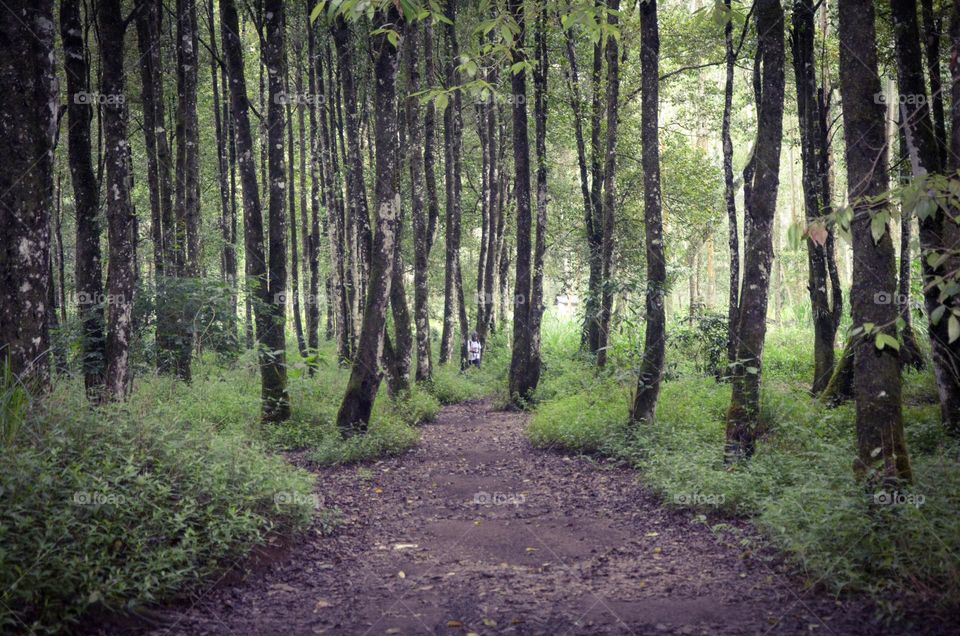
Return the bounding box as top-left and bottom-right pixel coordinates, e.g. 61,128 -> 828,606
221,0 -> 287,421
792,0 -> 839,394
725,0 -> 785,462
840,0 -> 912,482
409,21 -> 433,383
304,0 -> 323,360
284,40 -> 307,358
721,0 -> 739,366
632,0 -> 667,423
892,0 -> 960,435
440,0 -> 467,367
206,0 -> 237,345
596,0 -> 620,369
528,1 -> 549,387
263,0 -> 291,421
584,5 -> 605,354
920,0 -> 947,165
62,0 -> 105,395
896,117 -> 926,370
336,8 -> 402,435
0,0 -> 56,388
98,0 -> 136,400
507,0 -> 538,402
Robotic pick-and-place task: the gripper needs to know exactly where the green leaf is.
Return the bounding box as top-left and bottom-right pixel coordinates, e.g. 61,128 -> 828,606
931,304 -> 947,325
870,212 -> 887,244
875,333 -> 900,351
949,315 -> 960,343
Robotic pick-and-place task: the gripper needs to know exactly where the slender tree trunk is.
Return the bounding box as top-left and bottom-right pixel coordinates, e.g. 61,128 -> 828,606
920,0 -> 947,165
584,5 -> 605,354
725,0 -> 785,462
722,0 -> 739,366
62,0 -> 105,395
337,8 -> 402,435
98,0 -> 136,400
793,0 -> 838,394
0,0 -> 56,388
839,0 -> 912,482
596,0 -> 620,369
408,21 -> 433,383
206,0 -> 237,345
632,0 -> 667,423
529,2 -> 549,386
892,0 -> 960,435
424,22 -> 441,254
507,0 -> 538,401
284,44 -> 307,358
440,0 -> 468,367
262,0 -> 291,420
305,0 -> 323,359
896,119 -> 926,370
221,0 -> 287,421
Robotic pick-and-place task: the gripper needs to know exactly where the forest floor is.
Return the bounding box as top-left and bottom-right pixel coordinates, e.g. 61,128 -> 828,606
93,399 -> 938,635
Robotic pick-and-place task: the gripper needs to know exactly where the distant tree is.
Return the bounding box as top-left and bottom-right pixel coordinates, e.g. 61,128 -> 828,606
839,0 -> 912,481
725,0 -> 785,461
336,5 -> 403,435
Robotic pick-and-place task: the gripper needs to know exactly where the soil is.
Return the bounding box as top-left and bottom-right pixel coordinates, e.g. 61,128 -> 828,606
88,399 -> 950,635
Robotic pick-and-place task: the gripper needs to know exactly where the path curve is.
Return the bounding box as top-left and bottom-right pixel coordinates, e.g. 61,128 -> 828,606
112,399 -> 925,635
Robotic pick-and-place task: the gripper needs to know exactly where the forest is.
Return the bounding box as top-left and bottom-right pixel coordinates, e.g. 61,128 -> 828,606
0,0 -> 959,633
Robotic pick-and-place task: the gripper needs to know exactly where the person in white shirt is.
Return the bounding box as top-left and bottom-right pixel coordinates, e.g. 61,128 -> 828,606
467,332 -> 482,369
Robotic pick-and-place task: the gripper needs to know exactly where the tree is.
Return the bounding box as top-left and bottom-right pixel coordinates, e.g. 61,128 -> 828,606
336,6 -> 403,435
631,0 -> 666,424
62,0 -> 105,396
0,0 -> 57,388
528,0 -> 549,383
725,0 -> 784,461
839,0 -> 912,482
792,0 -> 841,394
98,0 -> 137,401
408,20 -> 433,383
595,0 -> 620,370
263,0 -> 291,421
891,0 -> 960,434
507,0 -> 539,402
220,0 -> 287,421
721,0 -> 740,366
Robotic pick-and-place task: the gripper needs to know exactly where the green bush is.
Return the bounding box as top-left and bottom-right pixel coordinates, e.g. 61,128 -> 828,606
527,323 -> 960,614
0,381 -> 316,633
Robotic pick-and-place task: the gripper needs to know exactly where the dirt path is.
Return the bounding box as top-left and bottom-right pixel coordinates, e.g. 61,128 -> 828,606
121,400 -> 924,635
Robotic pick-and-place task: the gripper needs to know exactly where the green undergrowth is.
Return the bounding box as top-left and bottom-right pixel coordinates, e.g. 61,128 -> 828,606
528,319 -> 960,616
0,337 -> 502,632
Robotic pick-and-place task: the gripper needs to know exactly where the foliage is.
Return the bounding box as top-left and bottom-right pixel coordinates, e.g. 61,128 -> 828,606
528,320 -> 960,615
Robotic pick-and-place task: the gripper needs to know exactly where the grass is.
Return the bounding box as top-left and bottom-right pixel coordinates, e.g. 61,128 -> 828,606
0,336 -> 502,632
527,316 -> 960,616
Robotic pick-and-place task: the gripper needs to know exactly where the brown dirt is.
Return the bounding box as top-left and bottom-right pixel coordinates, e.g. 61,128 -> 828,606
89,399 -> 945,635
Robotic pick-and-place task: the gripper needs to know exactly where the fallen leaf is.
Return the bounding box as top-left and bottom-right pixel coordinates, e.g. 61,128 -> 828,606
393,543 -> 419,551
447,620 -> 464,627
398,571 -> 406,579
482,618 -> 497,627
314,598 -> 334,611
385,629 -> 401,634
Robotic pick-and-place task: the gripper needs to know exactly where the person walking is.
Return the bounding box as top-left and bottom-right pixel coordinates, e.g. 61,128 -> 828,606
467,332 -> 482,369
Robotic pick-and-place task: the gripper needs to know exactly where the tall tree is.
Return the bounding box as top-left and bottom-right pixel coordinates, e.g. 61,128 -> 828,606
632,0 -> 667,423
304,0 -> 323,360
583,2 -> 606,354
721,0 -> 739,365
892,0 -> 960,434
792,0 -> 841,393
440,0 -> 468,366
62,0 -> 105,395
528,0 -> 549,385
220,0 -> 287,421
336,6 -> 403,435
725,0 -> 785,461
98,0 -> 137,401
408,20 -> 433,383
839,0 -> 912,481
595,0 -> 620,369
0,0 -> 57,388
263,0 -> 291,420
507,0 -> 539,401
